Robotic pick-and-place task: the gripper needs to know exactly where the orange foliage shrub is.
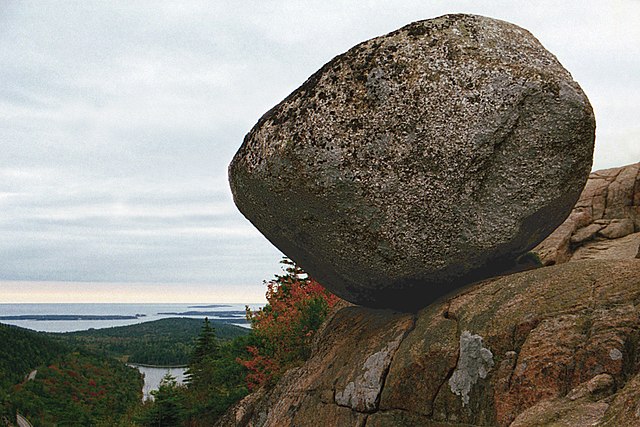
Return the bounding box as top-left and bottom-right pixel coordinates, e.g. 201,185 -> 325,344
239,259 -> 339,390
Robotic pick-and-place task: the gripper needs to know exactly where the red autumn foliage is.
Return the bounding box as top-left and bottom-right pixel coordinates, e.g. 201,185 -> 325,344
240,346 -> 279,391
239,259 -> 339,391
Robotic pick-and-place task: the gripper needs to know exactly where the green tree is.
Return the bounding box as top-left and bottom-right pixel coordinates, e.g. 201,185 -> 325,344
179,335 -> 251,426
137,373 -> 187,427
190,317 -> 219,365
185,318 -> 219,387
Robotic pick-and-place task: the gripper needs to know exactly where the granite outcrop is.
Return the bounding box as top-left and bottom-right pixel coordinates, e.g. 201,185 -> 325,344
217,259 -> 640,426
534,162 -> 640,264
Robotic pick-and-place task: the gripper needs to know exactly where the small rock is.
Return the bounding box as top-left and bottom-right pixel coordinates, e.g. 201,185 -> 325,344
594,219 -> 612,225
599,218 -> 635,239
570,210 -> 593,229
571,223 -> 603,245
566,373 -> 615,400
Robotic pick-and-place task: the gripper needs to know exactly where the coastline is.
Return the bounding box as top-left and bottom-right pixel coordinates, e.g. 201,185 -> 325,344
128,362 -> 188,369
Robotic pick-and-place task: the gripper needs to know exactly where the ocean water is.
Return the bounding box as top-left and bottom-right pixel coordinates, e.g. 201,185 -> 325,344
0,303 -> 262,332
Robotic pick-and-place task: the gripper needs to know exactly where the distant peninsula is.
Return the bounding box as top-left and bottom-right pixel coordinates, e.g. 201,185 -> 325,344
157,310 -> 246,317
187,304 -> 231,308
0,314 -> 146,321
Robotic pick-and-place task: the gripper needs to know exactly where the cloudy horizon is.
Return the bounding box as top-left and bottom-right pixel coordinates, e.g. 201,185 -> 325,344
1,1 -> 639,303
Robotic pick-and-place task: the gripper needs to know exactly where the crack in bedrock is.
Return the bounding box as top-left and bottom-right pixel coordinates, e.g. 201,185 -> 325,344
430,302 -> 460,416
375,315 -> 417,408
334,315 -> 417,414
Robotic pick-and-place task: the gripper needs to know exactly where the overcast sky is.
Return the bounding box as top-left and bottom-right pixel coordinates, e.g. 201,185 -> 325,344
1,1 -> 638,303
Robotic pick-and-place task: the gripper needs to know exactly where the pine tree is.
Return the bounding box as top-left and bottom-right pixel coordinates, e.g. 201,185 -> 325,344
138,373 -> 187,426
192,317 -> 218,364
185,318 -> 219,385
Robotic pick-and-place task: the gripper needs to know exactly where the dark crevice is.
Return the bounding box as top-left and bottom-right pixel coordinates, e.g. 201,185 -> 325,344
505,354 -> 518,393
507,315 -> 544,392
372,314 -> 418,412
622,315 -> 640,384
430,364 -> 458,419
443,300 -> 454,320
509,323 -> 518,353
588,278 -> 597,312
506,324 -> 520,390
598,180 -> 610,221
429,309 -> 461,418
335,314 -> 419,417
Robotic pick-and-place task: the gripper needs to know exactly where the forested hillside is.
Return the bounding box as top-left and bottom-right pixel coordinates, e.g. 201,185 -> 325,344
51,317 -> 250,365
0,323 -> 142,426
9,352 -> 143,426
0,323 -> 68,390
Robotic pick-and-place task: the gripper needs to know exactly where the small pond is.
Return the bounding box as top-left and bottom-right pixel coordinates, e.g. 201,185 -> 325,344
129,365 -> 187,401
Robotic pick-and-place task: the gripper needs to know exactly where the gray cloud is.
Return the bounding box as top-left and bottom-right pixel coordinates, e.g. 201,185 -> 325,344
1,1 -> 638,301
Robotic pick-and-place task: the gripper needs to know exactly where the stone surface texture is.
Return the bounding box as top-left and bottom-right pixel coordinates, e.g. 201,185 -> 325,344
534,162 -> 640,265
216,259 -> 640,426
229,14 -> 595,310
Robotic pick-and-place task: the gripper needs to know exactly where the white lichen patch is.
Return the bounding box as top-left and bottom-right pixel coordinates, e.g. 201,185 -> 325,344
335,332 -> 405,412
448,330 -> 494,406
609,348 -> 623,361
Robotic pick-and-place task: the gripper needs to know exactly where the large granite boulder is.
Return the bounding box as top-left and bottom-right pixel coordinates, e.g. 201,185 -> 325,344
216,259 -> 640,426
229,14 -> 595,310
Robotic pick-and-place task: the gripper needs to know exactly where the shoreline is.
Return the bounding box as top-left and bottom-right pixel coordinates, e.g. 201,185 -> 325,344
128,363 -> 188,369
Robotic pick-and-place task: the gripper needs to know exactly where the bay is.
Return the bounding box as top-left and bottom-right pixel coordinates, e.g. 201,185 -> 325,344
0,303 -> 261,332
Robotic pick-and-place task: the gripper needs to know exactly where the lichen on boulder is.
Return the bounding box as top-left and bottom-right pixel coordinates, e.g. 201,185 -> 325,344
229,14 -> 595,310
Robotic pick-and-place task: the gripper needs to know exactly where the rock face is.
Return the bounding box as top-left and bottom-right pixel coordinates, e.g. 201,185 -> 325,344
534,162 -> 640,265
217,259 -> 640,426
229,14 -> 595,310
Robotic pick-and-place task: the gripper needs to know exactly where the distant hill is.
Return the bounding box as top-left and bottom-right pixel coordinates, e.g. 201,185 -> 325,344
0,323 -> 69,390
0,323 -> 142,425
49,317 -> 250,366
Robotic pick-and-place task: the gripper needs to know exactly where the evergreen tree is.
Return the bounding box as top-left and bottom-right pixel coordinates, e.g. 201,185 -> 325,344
138,373 -> 187,427
185,318 -> 219,385
191,317 -> 219,364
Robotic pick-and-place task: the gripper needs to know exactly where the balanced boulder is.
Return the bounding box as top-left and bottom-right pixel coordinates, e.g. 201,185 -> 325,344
229,14 -> 595,310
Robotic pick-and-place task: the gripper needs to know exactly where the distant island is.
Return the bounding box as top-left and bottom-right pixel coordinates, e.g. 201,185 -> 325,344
157,310 -> 246,317
0,314 -> 146,321
199,318 -> 249,325
187,304 -> 231,308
